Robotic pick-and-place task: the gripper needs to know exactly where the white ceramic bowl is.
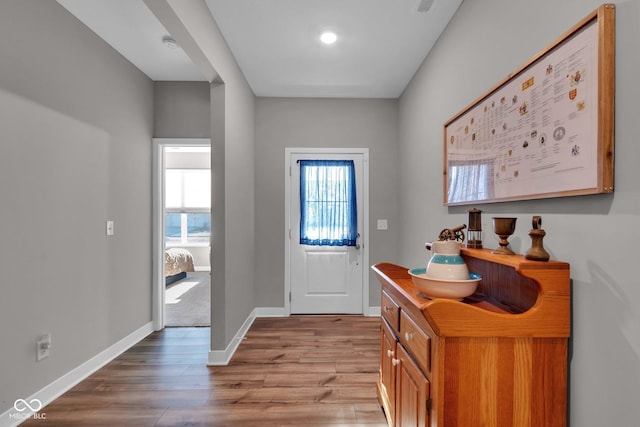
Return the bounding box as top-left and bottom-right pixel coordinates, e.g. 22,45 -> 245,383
408,268 -> 482,300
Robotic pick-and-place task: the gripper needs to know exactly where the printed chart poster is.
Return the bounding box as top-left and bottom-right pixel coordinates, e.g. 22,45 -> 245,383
445,19 -> 599,205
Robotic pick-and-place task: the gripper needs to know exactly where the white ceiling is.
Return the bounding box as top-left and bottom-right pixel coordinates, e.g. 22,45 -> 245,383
57,0 -> 205,81
57,0 -> 463,98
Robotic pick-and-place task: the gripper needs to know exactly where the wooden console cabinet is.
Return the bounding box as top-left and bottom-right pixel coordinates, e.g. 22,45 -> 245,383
373,248 -> 570,427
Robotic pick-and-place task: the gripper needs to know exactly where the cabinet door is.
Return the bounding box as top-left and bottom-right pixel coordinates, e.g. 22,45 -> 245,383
380,319 -> 397,424
396,345 -> 430,427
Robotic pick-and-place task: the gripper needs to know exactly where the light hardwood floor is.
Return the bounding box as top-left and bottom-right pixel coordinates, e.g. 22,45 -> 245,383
22,316 -> 387,426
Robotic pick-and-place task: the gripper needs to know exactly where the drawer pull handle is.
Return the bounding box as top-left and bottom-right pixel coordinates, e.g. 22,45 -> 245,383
392,358 -> 399,366
405,332 -> 413,341
384,306 -> 393,312
387,349 -> 395,358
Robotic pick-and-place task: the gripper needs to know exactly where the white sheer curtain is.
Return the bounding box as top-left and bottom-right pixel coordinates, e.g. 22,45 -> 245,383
448,161 -> 493,203
298,160 -> 358,246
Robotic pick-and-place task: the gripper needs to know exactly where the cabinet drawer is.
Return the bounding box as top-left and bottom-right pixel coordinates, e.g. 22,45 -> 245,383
381,290 -> 400,332
400,310 -> 431,375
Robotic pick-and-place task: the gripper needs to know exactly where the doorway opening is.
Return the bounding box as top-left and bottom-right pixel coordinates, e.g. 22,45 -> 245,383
152,139 -> 211,330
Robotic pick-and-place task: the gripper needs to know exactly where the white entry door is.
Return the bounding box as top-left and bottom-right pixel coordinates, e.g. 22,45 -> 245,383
288,150 -> 366,314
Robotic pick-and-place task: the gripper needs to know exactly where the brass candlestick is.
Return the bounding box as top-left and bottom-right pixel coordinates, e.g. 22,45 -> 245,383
525,216 -> 550,261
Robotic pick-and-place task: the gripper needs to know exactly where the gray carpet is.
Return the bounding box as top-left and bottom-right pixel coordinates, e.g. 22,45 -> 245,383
164,272 -> 210,327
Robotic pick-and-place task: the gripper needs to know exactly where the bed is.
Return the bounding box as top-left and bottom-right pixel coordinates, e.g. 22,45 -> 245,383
165,247 -> 195,285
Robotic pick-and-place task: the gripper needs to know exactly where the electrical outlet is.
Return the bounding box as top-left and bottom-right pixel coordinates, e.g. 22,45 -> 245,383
36,334 -> 51,362
377,219 -> 388,230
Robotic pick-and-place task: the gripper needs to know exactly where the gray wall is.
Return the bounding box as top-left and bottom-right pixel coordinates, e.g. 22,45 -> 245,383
398,0 -> 640,425
254,98 -> 400,308
154,81 -> 210,138
0,0 -> 153,415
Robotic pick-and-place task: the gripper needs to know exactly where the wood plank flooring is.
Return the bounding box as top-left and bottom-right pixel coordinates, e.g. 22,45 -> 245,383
22,315 -> 387,426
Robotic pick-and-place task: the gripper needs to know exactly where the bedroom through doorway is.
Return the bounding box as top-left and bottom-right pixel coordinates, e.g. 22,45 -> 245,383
153,139 -> 212,329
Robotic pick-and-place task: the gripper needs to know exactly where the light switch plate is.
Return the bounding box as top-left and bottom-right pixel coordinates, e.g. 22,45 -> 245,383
37,334 -> 51,361
106,220 -> 114,236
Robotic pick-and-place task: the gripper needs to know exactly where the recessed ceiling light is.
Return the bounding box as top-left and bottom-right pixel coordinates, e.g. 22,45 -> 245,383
319,31 -> 337,45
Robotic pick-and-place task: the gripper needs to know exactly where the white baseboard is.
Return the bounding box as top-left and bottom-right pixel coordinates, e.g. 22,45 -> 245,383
366,306 -> 381,317
0,322 -> 154,427
207,309 -> 258,366
254,307 -> 287,317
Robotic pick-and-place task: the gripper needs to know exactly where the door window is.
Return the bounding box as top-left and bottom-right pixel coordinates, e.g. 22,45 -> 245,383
298,160 -> 357,246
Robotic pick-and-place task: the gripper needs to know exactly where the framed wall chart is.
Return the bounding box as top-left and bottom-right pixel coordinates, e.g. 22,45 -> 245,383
444,4 -> 615,206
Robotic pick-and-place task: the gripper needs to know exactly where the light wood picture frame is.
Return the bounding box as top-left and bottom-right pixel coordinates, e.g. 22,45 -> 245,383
443,4 -> 615,206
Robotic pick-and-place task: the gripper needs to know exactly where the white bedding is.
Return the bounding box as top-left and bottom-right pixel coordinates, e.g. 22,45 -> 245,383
165,248 -> 195,276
